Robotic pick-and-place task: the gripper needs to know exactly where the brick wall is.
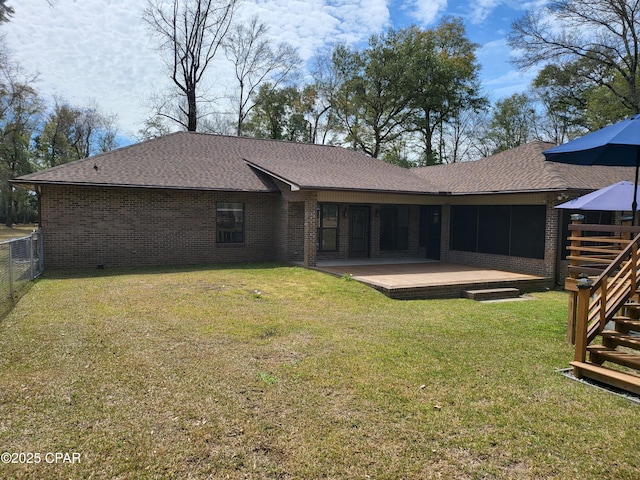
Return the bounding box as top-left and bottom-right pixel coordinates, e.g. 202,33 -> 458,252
286,202 -> 305,262
40,185 -> 281,269
277,188 -> 317,266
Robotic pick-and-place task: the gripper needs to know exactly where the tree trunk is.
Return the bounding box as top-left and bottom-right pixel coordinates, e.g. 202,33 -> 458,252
5,187 -> 13,227
187,87 -> 197,132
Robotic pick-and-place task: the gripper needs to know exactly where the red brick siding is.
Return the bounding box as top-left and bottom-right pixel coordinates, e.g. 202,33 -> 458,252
40,185 -> 281,268
287,202 -> 305,262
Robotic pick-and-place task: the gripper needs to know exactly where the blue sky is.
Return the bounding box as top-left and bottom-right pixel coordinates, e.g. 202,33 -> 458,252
4,0 -> 545,140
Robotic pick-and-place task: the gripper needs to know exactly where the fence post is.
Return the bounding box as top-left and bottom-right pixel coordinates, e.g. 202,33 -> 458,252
8,241 -> 13,300
29,232 -> 35,280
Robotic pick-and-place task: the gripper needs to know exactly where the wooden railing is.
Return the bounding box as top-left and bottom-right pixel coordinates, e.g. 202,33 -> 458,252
565,216 -> 640,362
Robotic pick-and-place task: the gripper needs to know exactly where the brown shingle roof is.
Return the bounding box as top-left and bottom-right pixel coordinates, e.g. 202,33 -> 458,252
13,135 -> 636,196
412,141 -> 637,194
13,132 -> 437,194
243,141 -> 435,193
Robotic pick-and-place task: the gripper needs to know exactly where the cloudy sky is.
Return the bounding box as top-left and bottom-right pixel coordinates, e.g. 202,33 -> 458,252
4,0 -> 546,142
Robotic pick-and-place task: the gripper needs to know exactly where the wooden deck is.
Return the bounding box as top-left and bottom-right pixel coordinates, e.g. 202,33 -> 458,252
315,259 -> 552,300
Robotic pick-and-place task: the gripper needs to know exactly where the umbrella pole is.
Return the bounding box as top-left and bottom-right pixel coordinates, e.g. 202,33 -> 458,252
635,150 -> 640,226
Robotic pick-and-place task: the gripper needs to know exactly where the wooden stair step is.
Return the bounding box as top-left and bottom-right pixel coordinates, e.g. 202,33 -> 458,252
587,345 -> 640,370
623,302 -> 640,316
612,316 -> 640,334
602,331 -> 640,350
570,361 -> 640,396
462,288 -> 520,301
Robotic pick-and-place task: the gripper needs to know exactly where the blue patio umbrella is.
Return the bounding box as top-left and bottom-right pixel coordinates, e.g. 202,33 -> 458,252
555,181 -> 640,211
544,114 -> 640,223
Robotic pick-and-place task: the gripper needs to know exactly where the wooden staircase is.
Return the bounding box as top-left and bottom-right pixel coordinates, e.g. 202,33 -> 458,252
571,304 -> 640,395
566,218 -> 640,396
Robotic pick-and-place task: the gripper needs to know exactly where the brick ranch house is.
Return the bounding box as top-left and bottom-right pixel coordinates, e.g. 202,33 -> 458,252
11,133 -> 635,284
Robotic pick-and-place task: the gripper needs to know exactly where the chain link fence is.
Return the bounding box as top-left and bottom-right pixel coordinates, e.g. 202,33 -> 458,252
0,230 -> 43,314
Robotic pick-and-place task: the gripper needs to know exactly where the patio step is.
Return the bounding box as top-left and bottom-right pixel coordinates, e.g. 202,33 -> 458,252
463,287 -> 520,302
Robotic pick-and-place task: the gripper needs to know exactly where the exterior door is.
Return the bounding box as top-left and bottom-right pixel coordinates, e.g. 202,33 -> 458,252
421,205 -> 442,260
349,206 -> 370,258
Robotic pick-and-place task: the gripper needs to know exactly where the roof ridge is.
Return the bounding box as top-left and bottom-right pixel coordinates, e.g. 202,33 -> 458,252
179,130 -> 345,151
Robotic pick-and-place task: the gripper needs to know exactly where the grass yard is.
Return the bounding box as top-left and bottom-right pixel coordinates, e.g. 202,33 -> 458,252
0,225 -> 38,242
0,264 -> 638,479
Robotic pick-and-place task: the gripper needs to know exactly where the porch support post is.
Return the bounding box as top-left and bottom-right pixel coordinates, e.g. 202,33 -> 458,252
574,278 -> 593,365
303,193 -> 318,267
567,214 -> 584,345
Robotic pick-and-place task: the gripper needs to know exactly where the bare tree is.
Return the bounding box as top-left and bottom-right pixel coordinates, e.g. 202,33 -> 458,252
509,0 -> 640,114
223,15 -> 301,136
143,0 -> 239,131
440,108 -> 479,163
0,0 -> 13,23
307,49 -> 341,144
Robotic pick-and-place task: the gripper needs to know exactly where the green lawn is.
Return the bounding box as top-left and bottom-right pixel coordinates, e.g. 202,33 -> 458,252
0,264 -> 638,479
0,225 -> 37,242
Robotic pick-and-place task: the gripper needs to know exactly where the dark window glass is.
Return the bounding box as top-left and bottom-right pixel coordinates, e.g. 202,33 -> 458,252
380,206 -> 409,251
217,203 -> 244,243
317,204 -> 339,252
397,206 -> 409,250
478,205 -> 510,255
450,204 -> 547,259
510,205 -> 546,259
450,205 -> 478,252
380,207 -> 394,251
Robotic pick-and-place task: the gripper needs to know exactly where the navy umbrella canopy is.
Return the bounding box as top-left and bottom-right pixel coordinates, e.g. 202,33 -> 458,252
543,114 -> 640,222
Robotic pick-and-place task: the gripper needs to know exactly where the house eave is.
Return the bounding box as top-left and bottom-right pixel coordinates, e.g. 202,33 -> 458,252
442,187 -> 587,196
9,179 -> 278,194
300,186 -> 440,196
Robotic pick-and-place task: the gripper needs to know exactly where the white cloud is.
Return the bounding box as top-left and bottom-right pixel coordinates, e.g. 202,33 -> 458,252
520,0 -> 549,9
469,0 -> 500,24
483,68 -> 539,101
4,0 -> 167,137
406,0 -> 448,25
242,0 -> 390,56
3,0 -> 393,137
1,0 -> 536,140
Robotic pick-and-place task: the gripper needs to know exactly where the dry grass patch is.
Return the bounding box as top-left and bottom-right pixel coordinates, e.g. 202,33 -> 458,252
0,264 -> 638,479
0,225 -> 38,242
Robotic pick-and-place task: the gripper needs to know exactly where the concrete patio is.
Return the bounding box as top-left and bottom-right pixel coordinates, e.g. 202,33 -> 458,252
314,259 -> 552,300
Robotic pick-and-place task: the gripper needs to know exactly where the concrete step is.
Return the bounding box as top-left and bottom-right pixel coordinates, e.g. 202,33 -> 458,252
463,287 -> 520,302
